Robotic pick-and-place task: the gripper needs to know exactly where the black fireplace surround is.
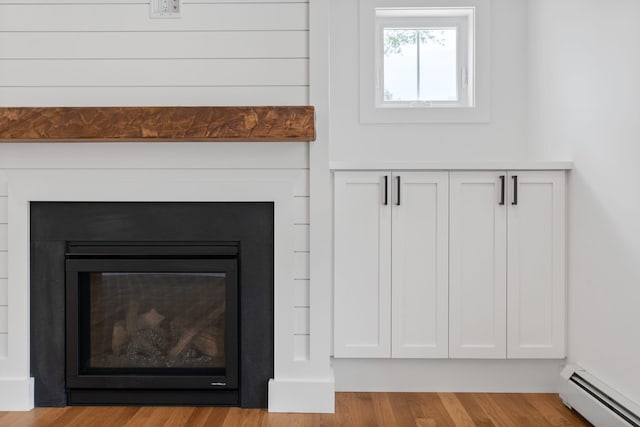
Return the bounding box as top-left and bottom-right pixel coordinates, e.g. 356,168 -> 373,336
30,202 -> 274,408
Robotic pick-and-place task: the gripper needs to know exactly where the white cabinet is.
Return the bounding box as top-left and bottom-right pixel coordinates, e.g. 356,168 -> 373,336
449,171 -> 565,359
449,172 -> 507,358
391,172 -> 449,358
506,171 -> 566,358
334,168 -> 566,360
334,171 -> 449,358
334,171 -> 391,357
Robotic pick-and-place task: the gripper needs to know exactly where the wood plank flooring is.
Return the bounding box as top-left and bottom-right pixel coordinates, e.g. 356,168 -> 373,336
0,393 -> 592,427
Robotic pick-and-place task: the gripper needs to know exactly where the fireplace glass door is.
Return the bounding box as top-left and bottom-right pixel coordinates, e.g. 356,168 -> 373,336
65,245 -> 238,391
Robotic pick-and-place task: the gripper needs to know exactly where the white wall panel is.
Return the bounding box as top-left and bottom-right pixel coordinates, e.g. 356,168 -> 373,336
294,252 -> 309,280
0,145 -> 309,170
0,334 -> 6,359
294,307 -> 310,335
294,279 -> 310,308
0,184 -> 6,197
0,226 -> 7,252
0,4 -> 308,31
0,32 -> 308,60
0,87 -> 308,108
294,225 -> 310,252
293,196 -> 310,224
0,198 -> 7,222
0,252 -> 6,279
294,335 -> 310,361
0,0 -> 306,5
0,279 -> 6,306
0,308 -> 6,334
293,171 -> 310,197
0,59 -> 308,87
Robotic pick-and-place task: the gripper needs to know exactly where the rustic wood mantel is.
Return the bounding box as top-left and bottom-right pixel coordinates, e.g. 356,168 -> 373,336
0,106 -> 315,142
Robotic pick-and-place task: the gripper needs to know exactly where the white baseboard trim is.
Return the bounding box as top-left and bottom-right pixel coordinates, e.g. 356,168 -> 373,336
334,358 -> 564,392
0,377 -> 34,411
268,377 -> 335,413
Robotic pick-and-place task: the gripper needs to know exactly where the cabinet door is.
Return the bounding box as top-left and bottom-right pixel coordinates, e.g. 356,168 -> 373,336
391,172 -> 449,358
507,171 -> 566,358
334,171 -> 392,357
449,172 -> 507,358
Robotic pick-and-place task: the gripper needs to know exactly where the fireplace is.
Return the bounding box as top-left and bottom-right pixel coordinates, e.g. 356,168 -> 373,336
30,202 -> 273,407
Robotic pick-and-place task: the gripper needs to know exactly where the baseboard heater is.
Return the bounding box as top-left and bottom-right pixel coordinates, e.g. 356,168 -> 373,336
561,365 -> 640,427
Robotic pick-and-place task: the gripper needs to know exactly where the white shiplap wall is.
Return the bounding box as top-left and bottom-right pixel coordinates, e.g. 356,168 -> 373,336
0,0 -> 309,106
0,0 -> 310,360
0,182 -> 7,359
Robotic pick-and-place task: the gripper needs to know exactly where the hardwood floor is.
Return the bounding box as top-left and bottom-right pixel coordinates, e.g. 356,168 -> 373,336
0,393 -> 592,427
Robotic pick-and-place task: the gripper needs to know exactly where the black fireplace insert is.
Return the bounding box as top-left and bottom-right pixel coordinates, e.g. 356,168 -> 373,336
30,202 -> 273,407
65,242 -> 239,397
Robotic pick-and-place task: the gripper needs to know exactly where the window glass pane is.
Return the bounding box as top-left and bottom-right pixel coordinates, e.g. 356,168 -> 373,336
383,27 -> 458,102
419,28 -> 458,101
383,29 -> 417,101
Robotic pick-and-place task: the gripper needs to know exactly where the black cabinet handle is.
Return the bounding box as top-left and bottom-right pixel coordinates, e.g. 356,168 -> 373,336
512,175 -> 518,205
396,176 -> 401,206
383,176 -> 388,205
499,175 -> 505,205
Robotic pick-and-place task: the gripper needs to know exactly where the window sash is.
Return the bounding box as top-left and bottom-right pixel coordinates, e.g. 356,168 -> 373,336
374,13 -> 472,108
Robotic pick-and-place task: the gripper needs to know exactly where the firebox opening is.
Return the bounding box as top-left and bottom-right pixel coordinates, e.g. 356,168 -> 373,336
65,243 -> 239,395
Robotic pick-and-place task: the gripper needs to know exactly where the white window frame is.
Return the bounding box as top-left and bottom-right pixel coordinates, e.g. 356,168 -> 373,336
360,0 -> 490,124
375,12 -> 471,108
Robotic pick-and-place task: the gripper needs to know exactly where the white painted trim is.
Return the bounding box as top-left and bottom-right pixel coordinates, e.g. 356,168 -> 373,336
329,161 -> 574,170
0,168 -> 306,409
268,378 -> 335,413
359,0 -> 490,123
0,378 -> 33,411
0,144 -> 309,170
307,0 -> 335,386
334,358 -> 564,393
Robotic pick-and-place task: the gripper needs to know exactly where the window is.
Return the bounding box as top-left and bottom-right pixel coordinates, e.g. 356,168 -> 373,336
376,8 -> 473,108
360,0 -> 490,123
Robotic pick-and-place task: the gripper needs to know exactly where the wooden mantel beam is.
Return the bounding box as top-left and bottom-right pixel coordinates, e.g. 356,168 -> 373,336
0,106 -> 315,142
